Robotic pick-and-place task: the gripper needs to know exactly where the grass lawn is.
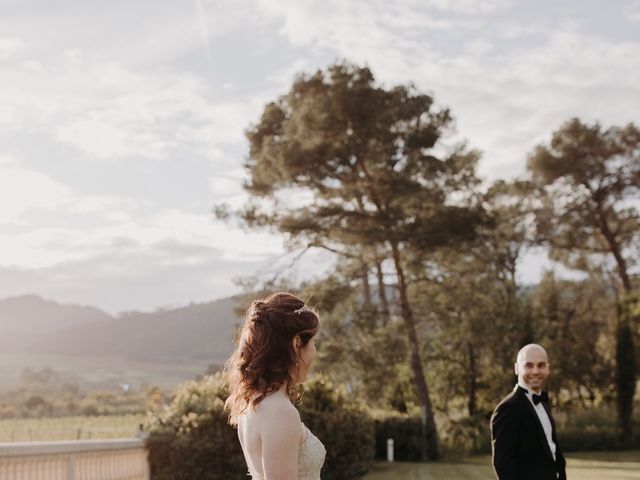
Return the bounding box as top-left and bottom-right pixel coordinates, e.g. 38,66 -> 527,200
363,451 -> 640,479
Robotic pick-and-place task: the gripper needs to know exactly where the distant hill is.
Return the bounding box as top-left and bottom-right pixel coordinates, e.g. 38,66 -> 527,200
0,294 -> 243,364
0,294 -> 113,334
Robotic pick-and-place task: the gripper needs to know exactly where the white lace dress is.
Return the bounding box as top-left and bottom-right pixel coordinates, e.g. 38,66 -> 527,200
248,423 -> 326,480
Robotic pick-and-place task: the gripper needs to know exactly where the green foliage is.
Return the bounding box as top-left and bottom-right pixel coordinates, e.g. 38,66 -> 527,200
220,64 -> 640,460
531,272 -> 615,400
526,118 -> 639,284
372,412 -> 424,461
146,374 -> 245,480
146,374 -> 375,480
0,414 -> 146,441
559,428 -> 639,452
527,118 -> 640,439
237,61 -> 486,255
220,60 -> 496,461
374,411 -> 493,459
558,407 -> 640,451
298,376 -> 375,480
303,273 -> 416,414
0,367 -> 157,419
440,415 -> 492,454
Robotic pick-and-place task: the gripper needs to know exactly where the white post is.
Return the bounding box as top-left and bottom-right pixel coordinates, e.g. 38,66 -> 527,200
386,438 -> 394,462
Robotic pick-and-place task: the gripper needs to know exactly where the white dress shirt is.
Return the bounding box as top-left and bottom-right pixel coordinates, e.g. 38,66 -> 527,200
517,382 -> 556,461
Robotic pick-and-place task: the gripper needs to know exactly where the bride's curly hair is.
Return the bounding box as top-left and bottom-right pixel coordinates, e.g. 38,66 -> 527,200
224,292 -> 319,426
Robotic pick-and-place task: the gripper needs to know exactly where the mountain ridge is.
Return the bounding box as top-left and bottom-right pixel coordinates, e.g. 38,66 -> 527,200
0,293 -> 244,364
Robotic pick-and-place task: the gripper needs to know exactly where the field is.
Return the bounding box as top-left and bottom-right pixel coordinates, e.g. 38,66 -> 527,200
0,414 -> 146,442
364,451 -> 640,479
0,352 -> 211,389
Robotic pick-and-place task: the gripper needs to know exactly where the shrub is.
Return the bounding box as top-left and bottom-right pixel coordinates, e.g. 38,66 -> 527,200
374,411 -> 493,459
298,377 -> 375,480
558,427 -> 640,451
554,403 -> 640,451
146,374 -> 375,480
441,414 -> 492,454
373,412 -> 424,461
146,374 -> 245,480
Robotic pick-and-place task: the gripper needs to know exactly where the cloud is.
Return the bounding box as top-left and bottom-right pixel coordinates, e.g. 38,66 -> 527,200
254,3 -> 640,179
0,0 -> 275,162
151,209 -> 282,261
1,0 -> 637,312
0,37 -> 24,61
0,151 -> 280,275
0,191 -> 281,269
209,175 -> 245,199
0,153 -> 20,168
422,0 -> 512,14
56,118 -> 133,160
255,0 -> 494,56
0,156 -> 71,225
0,243 -> 275,314
1,52 -> 264,163
0,5 -> 283,310
627,0 -> 640,23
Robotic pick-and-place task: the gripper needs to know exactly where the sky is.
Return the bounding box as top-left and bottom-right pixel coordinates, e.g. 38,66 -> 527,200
1,0 -> 639,314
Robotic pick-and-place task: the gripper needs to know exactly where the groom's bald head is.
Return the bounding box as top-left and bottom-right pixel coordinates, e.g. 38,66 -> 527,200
514,343 -> 550,393
516,344 -> 548,364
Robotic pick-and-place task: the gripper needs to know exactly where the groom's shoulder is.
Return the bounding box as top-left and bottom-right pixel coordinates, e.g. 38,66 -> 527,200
492,389 -> 521,415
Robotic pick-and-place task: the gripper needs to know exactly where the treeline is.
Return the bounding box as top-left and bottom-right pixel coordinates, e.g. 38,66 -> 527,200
217,61 -> 639,457
0,367 -> 166,419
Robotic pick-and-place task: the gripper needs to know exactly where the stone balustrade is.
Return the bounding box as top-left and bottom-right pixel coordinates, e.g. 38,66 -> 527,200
0,438 -> 149,480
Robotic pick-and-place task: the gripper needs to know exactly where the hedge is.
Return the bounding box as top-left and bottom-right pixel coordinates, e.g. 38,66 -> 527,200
146,374 -> 375,480
298,377 -> 375,479
146,375 -> 245,480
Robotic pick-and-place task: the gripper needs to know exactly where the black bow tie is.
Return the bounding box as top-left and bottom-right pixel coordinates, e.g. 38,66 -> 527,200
532,391 -> 549,405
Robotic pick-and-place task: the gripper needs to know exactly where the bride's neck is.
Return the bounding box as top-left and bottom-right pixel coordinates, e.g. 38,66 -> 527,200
277,383 -> 291,396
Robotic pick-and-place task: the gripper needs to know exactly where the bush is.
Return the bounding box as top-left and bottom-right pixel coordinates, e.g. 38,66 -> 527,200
373,412 -> 424,461
554,404 -> 640,452
374,412 -> 492,459
146,374 -> 375,480
440,414 -> 492,454
558,427 -> 640,451
146,374 -> 245,480
298,377 -> 375,480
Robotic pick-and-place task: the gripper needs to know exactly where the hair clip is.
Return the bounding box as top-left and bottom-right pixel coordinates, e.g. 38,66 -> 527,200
293,305 -> 312,315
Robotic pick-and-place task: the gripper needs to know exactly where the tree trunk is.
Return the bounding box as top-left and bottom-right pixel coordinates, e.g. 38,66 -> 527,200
361,261 -> 372,305
467,341 -> 478,416
375,255 -> 390,326
597,208 -> 632,292
390,241 -> 441,460
616,296 -> 637,446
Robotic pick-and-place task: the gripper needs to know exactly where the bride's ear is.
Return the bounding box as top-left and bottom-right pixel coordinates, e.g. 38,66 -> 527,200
292,335 -> 301,355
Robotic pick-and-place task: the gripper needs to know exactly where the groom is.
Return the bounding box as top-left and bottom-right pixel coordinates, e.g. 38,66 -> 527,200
490,343 -> 566,480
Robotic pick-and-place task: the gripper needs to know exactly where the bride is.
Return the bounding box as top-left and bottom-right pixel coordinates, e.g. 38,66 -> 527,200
224,292 -> 326,480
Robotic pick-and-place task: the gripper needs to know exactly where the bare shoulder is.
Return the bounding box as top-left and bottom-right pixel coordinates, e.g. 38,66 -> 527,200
257,394 -> 302,477
257,393 -> 301,421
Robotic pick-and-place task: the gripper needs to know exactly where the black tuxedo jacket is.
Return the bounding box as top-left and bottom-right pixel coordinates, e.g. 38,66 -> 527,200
490,386 -> 566,480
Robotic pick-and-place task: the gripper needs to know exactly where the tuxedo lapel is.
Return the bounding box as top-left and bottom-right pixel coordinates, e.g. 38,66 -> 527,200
517,388 -> 555,462
543,401 -> 560,445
